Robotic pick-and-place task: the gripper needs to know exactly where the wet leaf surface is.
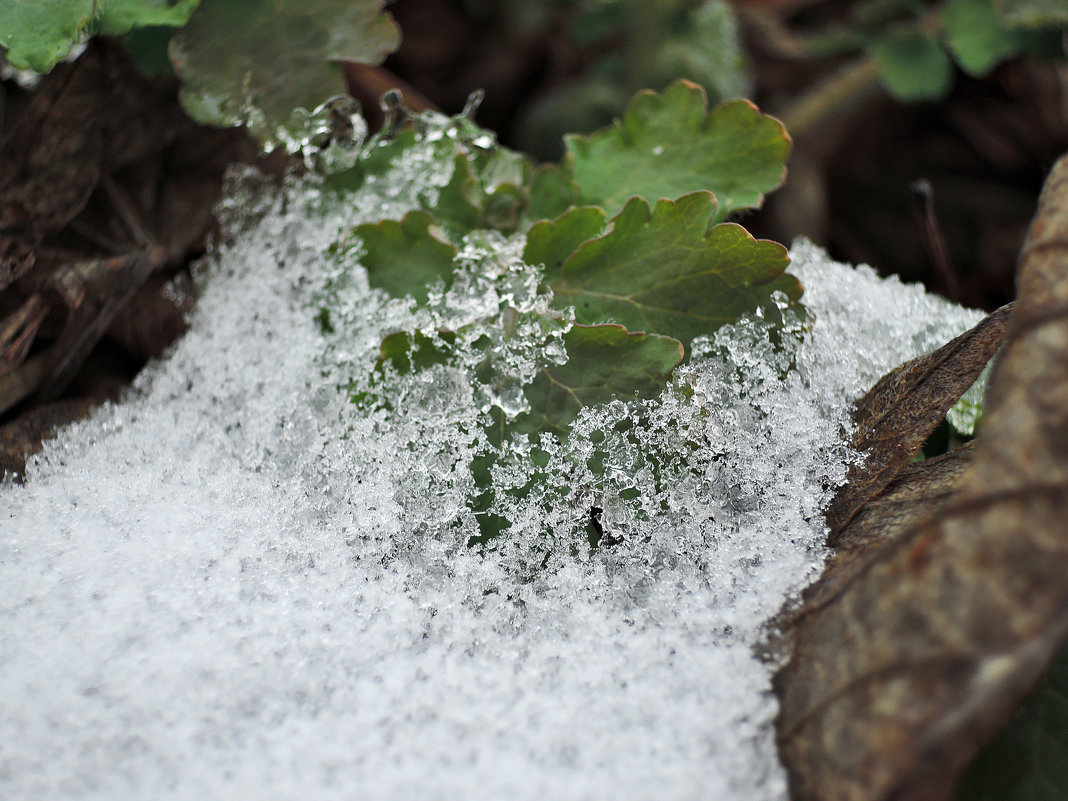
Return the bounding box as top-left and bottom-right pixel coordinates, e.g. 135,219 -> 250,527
170,0 -> 399,143
774,154 -> 1068,801
566,80 -> 791,220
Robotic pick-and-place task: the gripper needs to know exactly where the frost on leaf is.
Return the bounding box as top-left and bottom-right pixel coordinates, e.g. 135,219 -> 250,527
351,211 -> 457,305
510,324 -> 684,440
533,192 -> 801,349
565,79 -> 791,221
169,0 -> 399,145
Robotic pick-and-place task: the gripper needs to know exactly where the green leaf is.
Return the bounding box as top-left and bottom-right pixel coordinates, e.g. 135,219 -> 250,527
956,638 -> 1068,801
96,0 -> 201,36
433,153 -> 486,237
527,164 -> 579,223
942,0 -> 1022,77
871,25 -> 954,102
565,79 -> 791,221
541,192 -> 800,348
123,25 -> 177,78
523,206 -> 608,273
511,324 -> 684,439
353,211 -> 457,305
377,330 -> 456,373
995,0 -> 1068,28
0,0 -> 199,73
169,0 -> 399,144
0,0 -> 94,72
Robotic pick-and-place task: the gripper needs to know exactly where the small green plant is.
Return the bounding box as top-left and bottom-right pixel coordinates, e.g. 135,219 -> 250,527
320,80 -> 801,542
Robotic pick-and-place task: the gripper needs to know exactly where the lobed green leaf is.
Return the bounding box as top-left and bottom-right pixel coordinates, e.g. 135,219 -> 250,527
538,192 -> 800,349
565,79 -> 791,221
353,210 -> 457,305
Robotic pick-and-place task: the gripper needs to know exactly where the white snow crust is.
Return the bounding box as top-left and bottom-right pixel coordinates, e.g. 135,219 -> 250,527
1,153 -> 984,800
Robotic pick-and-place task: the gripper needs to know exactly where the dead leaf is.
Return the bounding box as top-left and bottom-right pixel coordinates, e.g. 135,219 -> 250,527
824,301 -> 1013,541
774,153 -> 1068,801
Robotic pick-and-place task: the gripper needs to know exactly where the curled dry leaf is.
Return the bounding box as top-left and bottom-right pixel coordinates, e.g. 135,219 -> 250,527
774,154 -> 1068,801
824,300 -> 1013,543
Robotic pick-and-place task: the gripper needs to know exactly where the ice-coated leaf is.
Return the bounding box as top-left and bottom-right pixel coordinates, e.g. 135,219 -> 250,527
871,26 -> 954,101
511,324 -> 684,439
541,192 -> 800,347
565,79 -> 791,221
96,0 -> 201,35
523,206 -> 607,274
995,0 -> 1068,27
377,329 -> 456,373
169,0 -> 399,143
942,0 -> 1022,77
0,0 -> 94,72
353,211 -> 457,305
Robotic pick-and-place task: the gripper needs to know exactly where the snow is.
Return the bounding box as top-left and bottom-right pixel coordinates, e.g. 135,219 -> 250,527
1,143 -> 984,799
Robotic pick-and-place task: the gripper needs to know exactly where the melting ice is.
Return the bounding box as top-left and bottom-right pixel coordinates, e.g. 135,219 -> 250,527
1,151 -> 984,799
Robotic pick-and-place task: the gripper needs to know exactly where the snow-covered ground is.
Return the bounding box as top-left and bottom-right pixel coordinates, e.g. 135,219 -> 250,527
1,158 -> 982,799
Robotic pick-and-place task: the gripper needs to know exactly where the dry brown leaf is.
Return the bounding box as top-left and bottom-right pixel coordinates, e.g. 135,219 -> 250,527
824,303 -> 1012,541
774,154 -> 1068,801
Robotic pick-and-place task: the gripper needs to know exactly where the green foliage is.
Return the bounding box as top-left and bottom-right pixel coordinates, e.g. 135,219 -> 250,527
871,25 -> 954,101
866,0 -> 1067,102
122,25 -> 178,77
536,193 -> 798,347
94,0 -> 202,36
956,638 -> 1068,800
0,0 -> 199,72
353,212 -> 457,305
169,0 -> 398,146
0,0 -> 94,72
942,0 -> 1024,76
566,81 -> 791,220
516,0 -> 752,160
324,88 -> 801,544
